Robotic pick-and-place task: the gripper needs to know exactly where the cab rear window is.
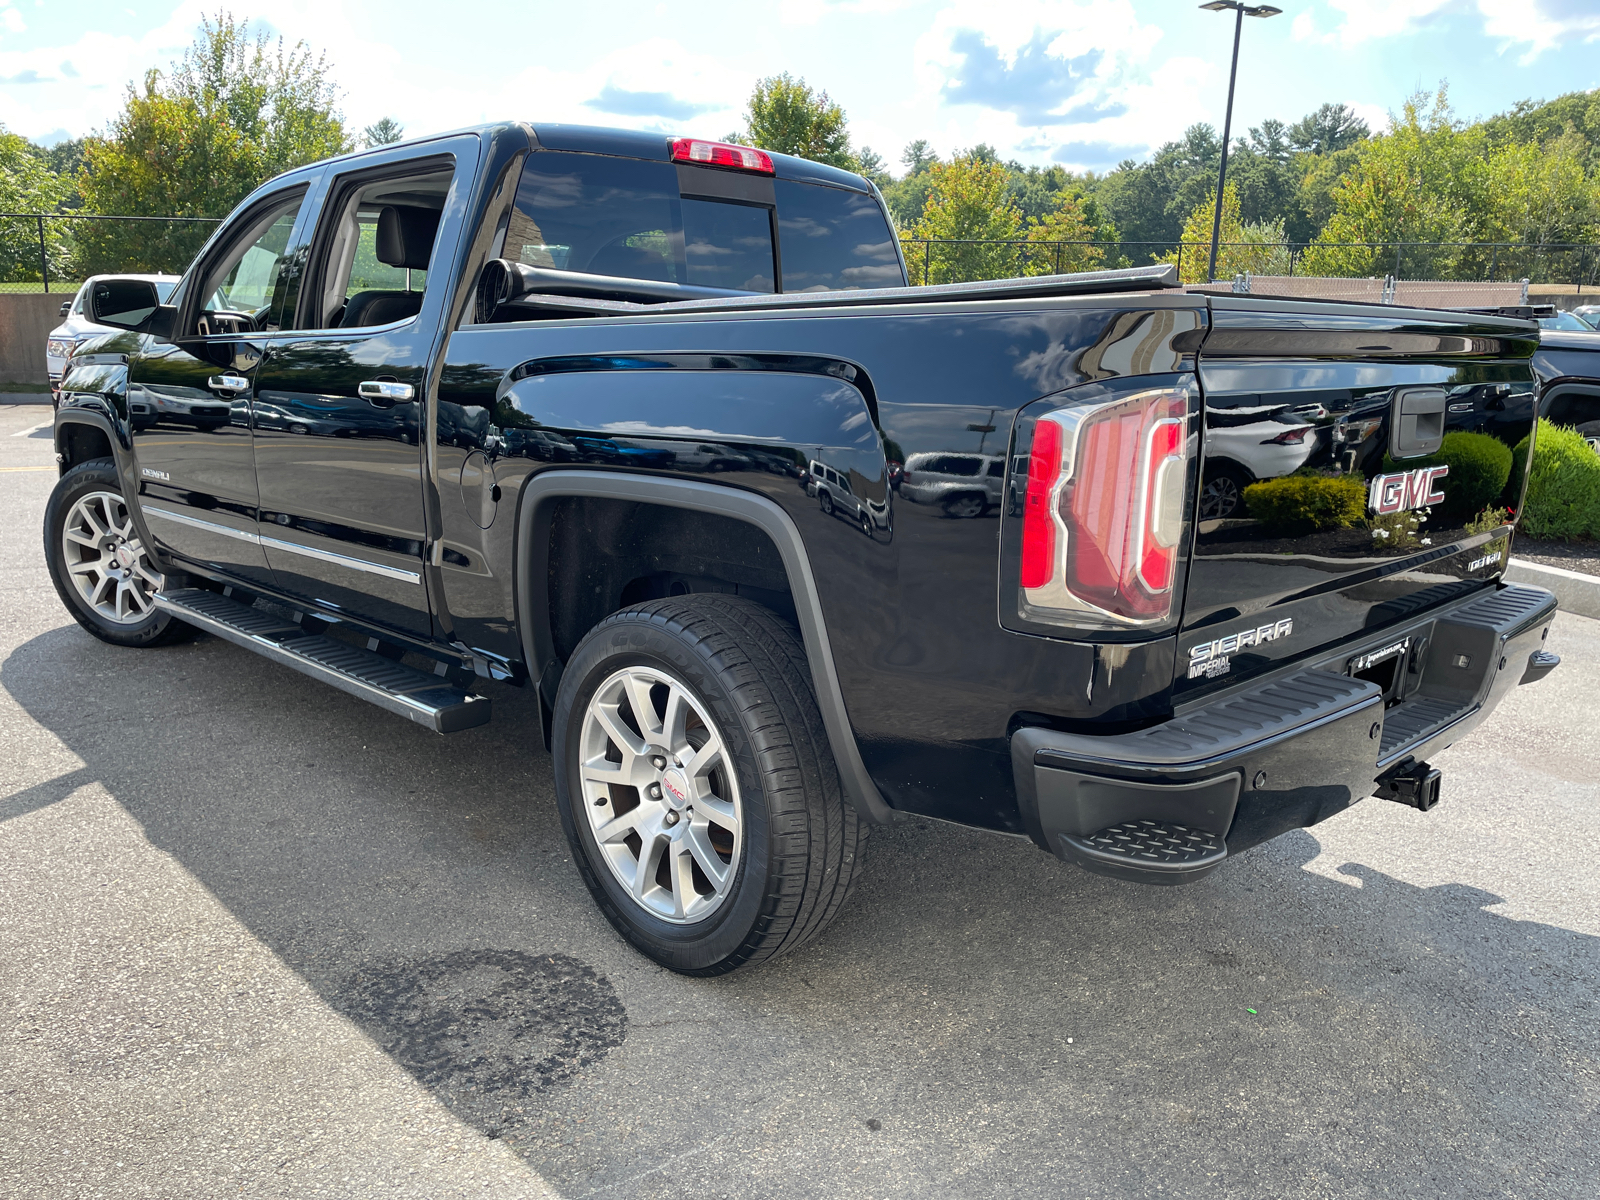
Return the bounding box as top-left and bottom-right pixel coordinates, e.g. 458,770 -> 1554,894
505,150 -> 903,294
508,152 -> 775,292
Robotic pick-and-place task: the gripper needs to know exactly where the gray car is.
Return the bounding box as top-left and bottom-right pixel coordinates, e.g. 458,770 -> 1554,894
899,451 -> 1004,518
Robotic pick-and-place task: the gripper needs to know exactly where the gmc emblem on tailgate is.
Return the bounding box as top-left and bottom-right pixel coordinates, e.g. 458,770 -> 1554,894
1369,465 -> 1448,515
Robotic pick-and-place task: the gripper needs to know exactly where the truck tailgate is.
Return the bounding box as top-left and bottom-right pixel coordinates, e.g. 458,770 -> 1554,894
1178,297 -> 1540,699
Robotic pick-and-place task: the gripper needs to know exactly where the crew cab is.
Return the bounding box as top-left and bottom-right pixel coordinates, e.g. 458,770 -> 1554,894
48,123 -> 1559,974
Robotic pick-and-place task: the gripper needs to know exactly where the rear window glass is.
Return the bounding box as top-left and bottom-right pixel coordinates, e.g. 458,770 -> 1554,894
507,152 -> 775,292
774,180 -> 903,292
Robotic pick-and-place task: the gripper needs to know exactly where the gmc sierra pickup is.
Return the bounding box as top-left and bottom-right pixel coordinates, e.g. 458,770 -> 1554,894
49,122 -> 1559,975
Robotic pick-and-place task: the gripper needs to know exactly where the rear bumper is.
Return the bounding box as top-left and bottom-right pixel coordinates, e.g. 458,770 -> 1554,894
1012,582 -> 1558,884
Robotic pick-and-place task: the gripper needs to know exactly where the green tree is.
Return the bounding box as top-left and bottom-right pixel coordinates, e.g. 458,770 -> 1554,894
731,73 -> 854,169
0,124 -> 73,281
362,117 -> 404,147
854,145 -> 891,188
1023,189 -> 1106,275
1299,87 -> 1492,278
1159,183 -> 1290,282
900,154 -> 1022,284
75,13 -> 350,275
1288,103 -> 1371,154
901,139 -> 938,175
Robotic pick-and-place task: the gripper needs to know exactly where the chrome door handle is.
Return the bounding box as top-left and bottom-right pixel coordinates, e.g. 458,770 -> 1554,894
359,380 -> 415,403
207,375 -> 250,393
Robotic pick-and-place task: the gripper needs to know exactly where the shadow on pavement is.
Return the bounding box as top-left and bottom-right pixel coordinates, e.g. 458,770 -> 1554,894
4,620 -> 1596,1198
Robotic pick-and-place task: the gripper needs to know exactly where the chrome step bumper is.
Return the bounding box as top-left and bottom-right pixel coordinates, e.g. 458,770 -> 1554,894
154,588 -> 491,734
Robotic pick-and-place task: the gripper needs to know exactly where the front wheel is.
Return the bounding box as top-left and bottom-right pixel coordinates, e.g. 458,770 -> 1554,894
43,459 -> 188,647
552,595 -> 866,975
941,491 -> 986,519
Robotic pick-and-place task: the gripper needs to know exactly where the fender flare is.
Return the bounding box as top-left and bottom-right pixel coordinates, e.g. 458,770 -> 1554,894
514,470 -> 896,825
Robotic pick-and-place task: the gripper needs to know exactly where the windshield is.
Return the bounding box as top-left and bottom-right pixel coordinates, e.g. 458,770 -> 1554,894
1539,311 -> 1593,331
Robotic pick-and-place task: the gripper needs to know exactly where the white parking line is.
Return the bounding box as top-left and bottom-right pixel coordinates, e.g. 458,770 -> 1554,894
10,418 -> 51,437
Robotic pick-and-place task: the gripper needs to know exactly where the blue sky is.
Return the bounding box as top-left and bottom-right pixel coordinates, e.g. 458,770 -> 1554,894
2,0 -> 1598,175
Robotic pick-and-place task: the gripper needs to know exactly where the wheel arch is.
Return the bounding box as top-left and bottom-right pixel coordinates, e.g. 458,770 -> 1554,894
514,470 -> 895,825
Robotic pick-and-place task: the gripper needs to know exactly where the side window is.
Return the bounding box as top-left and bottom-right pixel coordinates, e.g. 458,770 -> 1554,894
774,179 -> 904,292
193,190 -> 308,336
298,161 -> 453,331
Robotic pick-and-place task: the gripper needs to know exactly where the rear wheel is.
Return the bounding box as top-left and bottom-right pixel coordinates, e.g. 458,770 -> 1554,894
1575,420 -> 1600,455
43,459 -> 188,647
941,491 -> 986,519
1200,464 -> 1250,520
552,595 -> 867,975
819,491 -> 834,516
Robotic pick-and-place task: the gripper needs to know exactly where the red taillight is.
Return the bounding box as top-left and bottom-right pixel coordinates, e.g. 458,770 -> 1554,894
670,138 -> 774,174
1020,417 -> 1062,588
1261,425 -> 1312,445
1019,387 -> 1189,627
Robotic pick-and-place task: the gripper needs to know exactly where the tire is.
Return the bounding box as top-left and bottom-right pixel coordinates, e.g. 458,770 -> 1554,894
1575,420 -> 1600,455
941,491 -> 986,519
43,459 -> 188,648
1200,464 -> 1250,520
859,510 -> 873,537
552,595 -> 867,975
818,491 -> 834,516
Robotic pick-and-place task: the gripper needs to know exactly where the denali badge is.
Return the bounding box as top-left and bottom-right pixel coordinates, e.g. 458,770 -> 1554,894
1468,550 -> 1502,571
1188,618 -> 1294,678
140,467 -> 170,481
1369,465 -> 1447,515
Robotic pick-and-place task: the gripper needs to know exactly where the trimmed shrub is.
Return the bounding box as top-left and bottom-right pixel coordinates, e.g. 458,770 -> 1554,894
1382,431 -> 1512,523
1514,420 -> 1600,540
1243,473 -> 1367,533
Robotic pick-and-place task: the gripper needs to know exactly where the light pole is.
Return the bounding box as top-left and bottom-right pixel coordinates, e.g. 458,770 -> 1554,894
1199,1 -> 1281,283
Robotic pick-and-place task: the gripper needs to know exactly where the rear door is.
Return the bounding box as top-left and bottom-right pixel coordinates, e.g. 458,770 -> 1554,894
1180,298 -> 1539,698
250,138 -> 475,639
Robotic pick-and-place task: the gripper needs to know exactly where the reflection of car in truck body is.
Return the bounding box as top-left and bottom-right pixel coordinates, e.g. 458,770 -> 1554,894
899,452 -> 1004,517
48,121 -> 1559,979
806,459 -> 879,534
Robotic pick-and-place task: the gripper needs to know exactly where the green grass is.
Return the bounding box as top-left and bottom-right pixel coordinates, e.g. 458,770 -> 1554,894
0,381 -> 54,393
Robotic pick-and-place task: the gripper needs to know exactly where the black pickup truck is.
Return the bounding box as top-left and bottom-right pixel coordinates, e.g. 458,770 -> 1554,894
49,122 -> 1559,975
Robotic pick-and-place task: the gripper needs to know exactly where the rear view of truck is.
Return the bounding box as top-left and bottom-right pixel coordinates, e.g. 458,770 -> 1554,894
1006,295 -> 1558,883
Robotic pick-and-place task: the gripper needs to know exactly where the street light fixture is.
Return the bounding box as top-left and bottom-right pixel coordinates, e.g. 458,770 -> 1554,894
1198,1 -> 1282,283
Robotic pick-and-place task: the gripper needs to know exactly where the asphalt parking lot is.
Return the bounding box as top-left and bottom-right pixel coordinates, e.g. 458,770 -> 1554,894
2,399 -> 1597,1199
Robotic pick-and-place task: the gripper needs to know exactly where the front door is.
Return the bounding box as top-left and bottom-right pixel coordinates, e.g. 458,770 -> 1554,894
131,188 -> 310,587
250,150 -> 464,639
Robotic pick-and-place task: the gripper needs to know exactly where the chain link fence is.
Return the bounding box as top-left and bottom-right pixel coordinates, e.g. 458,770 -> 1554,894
0,212 -> 223,294
899,237 -> 1600,292
5,212 -> 1598,297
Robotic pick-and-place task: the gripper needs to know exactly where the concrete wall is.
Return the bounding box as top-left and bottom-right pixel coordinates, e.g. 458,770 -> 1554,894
0,293 -> 71,387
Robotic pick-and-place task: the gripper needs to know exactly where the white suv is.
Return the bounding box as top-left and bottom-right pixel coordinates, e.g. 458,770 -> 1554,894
47,274 -> 179,403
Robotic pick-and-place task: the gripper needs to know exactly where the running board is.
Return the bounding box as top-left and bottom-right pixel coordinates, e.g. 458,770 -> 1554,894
154,588 -> 491,733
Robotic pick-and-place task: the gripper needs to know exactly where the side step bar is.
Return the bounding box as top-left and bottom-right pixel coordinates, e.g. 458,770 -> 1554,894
155,588 -> 491,733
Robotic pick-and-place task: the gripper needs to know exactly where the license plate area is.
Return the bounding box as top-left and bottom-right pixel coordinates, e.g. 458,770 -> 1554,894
1348,636 -> 1411,706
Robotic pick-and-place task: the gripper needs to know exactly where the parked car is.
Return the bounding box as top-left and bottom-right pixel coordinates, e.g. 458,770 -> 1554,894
1570,304 -> 1600,329
48,275 -> 179,403
51,122 -> 1558,976
1537,311 -> 1593,332
899,451 -> 1004,517
806,459 -> 878,534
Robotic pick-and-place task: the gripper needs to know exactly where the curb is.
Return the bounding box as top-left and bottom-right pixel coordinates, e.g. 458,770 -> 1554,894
1505,558 -> 1600,621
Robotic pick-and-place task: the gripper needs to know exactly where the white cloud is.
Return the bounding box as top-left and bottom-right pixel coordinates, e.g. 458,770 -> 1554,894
904,0 -> 1200,167
1,7 -> 26,33
1478,0 -> 1600,64
1288,0 -> 1455,46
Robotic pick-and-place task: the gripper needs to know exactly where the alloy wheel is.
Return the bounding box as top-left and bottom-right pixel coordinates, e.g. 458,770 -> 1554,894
578,665 -> 743,923
60,490 -> 162,624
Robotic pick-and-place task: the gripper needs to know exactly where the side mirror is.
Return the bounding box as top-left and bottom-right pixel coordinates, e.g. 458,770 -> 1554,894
88,278 -> 161,331
59,301 -> 70,317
